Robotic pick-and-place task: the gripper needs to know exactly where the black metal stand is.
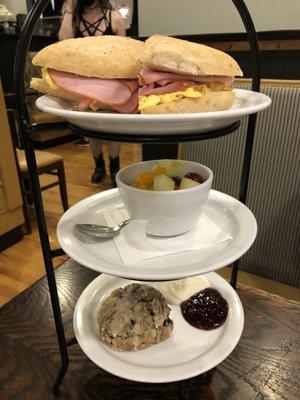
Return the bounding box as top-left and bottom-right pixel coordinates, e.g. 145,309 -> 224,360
68,121 -> 241,143
13,0 -> 260,395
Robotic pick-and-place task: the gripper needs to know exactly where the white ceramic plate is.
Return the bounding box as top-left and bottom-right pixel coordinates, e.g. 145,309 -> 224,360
36,89 -> 271,135
73,272 -> 244,383
57,189 -> 257,280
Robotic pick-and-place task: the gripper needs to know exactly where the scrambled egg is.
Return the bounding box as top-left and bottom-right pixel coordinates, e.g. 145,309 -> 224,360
138,84 -> 231,111
138,86 -> 206,111
42,67 -> 59,90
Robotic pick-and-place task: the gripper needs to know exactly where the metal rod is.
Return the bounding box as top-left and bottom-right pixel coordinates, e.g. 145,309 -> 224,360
131,0 -> 139,37
68,121 -> 241,144
177,381 -> 185,400
230,259 -> 239,289
53,360 -> 69,395
14,0 -> 69,394
230,0 -> 261,287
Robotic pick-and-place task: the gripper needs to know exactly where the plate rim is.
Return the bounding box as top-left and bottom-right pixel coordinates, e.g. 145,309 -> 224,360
73,272 -> 244,383
57,189 -> 257,280
36,89 -> 271,121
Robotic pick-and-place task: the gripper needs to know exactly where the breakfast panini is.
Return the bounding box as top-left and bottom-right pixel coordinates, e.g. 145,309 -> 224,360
138,35 -> 243,114
31,35 -> 144,113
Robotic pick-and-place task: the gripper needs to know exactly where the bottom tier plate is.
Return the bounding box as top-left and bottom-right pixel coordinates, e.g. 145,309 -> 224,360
73,272 -> 244,383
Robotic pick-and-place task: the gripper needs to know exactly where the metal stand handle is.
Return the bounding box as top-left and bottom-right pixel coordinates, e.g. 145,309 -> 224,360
14,0 -> 70,393
230,0 -> 261,287
14,0 -> 260,394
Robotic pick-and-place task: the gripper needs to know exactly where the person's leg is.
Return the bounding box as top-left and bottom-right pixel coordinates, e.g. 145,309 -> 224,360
108,142 -> 120,187
108,142 -> 120,159
89,138 -> 103,158
89,138 -> 106,183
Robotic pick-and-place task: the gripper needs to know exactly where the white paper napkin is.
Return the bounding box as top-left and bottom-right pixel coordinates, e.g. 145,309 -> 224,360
102,206 -> 232,265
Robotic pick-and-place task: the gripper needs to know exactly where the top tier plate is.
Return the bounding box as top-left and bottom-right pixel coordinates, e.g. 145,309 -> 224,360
36,89 -> 271,135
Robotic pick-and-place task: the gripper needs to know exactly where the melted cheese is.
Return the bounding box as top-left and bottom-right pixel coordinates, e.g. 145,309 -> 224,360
208,82 -> 231,91
42,67 -> 59,90
138,86 -> 207,111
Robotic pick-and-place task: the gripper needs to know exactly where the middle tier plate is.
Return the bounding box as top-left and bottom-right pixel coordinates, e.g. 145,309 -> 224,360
57,189 -> 257,280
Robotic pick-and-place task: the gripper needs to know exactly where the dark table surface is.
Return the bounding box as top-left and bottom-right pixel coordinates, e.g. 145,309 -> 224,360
0,259 -> 299,400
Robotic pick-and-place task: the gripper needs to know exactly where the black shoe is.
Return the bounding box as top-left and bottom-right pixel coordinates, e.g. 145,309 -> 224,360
109,156 -> 120,187
74,138 -> 89,147
91,154 -> 106,183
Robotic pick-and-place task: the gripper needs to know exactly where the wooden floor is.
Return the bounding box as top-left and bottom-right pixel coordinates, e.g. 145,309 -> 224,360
0,141 -> 299,306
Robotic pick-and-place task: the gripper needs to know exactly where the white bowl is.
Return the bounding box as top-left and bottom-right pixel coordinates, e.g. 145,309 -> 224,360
116,160 -> 213,236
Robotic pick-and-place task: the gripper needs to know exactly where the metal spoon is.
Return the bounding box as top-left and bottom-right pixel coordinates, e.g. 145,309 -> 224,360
75,219 -> 131,238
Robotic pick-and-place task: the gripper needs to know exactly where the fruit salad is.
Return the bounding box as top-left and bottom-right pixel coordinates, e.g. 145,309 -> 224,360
133,160 -> 205,191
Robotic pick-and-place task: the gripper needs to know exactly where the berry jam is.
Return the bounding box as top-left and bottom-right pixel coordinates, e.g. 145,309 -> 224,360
181,288 -> 228,330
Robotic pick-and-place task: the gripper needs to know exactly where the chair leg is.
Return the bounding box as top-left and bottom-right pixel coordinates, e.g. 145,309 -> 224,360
57,162 -> 69,211
22,201 -> 32,234
20,176 -> 32,234
23,178 -> 33,205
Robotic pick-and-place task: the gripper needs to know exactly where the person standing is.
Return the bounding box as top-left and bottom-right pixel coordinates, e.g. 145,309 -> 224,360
59,0 -> 125,185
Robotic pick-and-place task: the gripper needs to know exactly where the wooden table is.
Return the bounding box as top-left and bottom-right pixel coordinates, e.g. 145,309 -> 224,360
0,259 -> 299,400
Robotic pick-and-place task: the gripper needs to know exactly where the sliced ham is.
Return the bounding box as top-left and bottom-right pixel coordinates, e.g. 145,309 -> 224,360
73,92 -> 138,113
139,69 -> 169,85
139,68 -> 235,86
74,98 -> 93,111
156,79 -> 175,87
111,90 -> 139,113
48,69 -> 132,106
120,79 -> 140,93
139,81 -> 197,96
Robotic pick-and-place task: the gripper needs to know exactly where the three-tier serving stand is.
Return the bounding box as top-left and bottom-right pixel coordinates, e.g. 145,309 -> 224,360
14,0 -> 260,397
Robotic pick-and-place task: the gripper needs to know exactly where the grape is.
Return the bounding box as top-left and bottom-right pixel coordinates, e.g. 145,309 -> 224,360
184,172 -> 204,184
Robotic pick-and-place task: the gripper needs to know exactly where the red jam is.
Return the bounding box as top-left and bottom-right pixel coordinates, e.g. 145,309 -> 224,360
180,288 -> 229,330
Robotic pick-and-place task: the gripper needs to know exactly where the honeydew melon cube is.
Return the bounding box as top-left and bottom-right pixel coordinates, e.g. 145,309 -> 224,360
153,174 -> 175,191
157,160 -> 184,177
179,177 -> 200,190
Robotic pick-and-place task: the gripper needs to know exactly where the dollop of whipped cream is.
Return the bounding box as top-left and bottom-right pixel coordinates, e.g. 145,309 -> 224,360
152,275 -> 209,305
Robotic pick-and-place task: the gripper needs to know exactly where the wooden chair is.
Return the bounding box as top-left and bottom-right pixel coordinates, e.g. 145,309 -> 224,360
7,109 -> 69,234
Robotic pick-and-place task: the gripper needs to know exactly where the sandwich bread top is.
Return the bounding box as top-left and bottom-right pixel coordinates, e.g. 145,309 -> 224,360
32,36 -> 145,79
141,35 -> 243,77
